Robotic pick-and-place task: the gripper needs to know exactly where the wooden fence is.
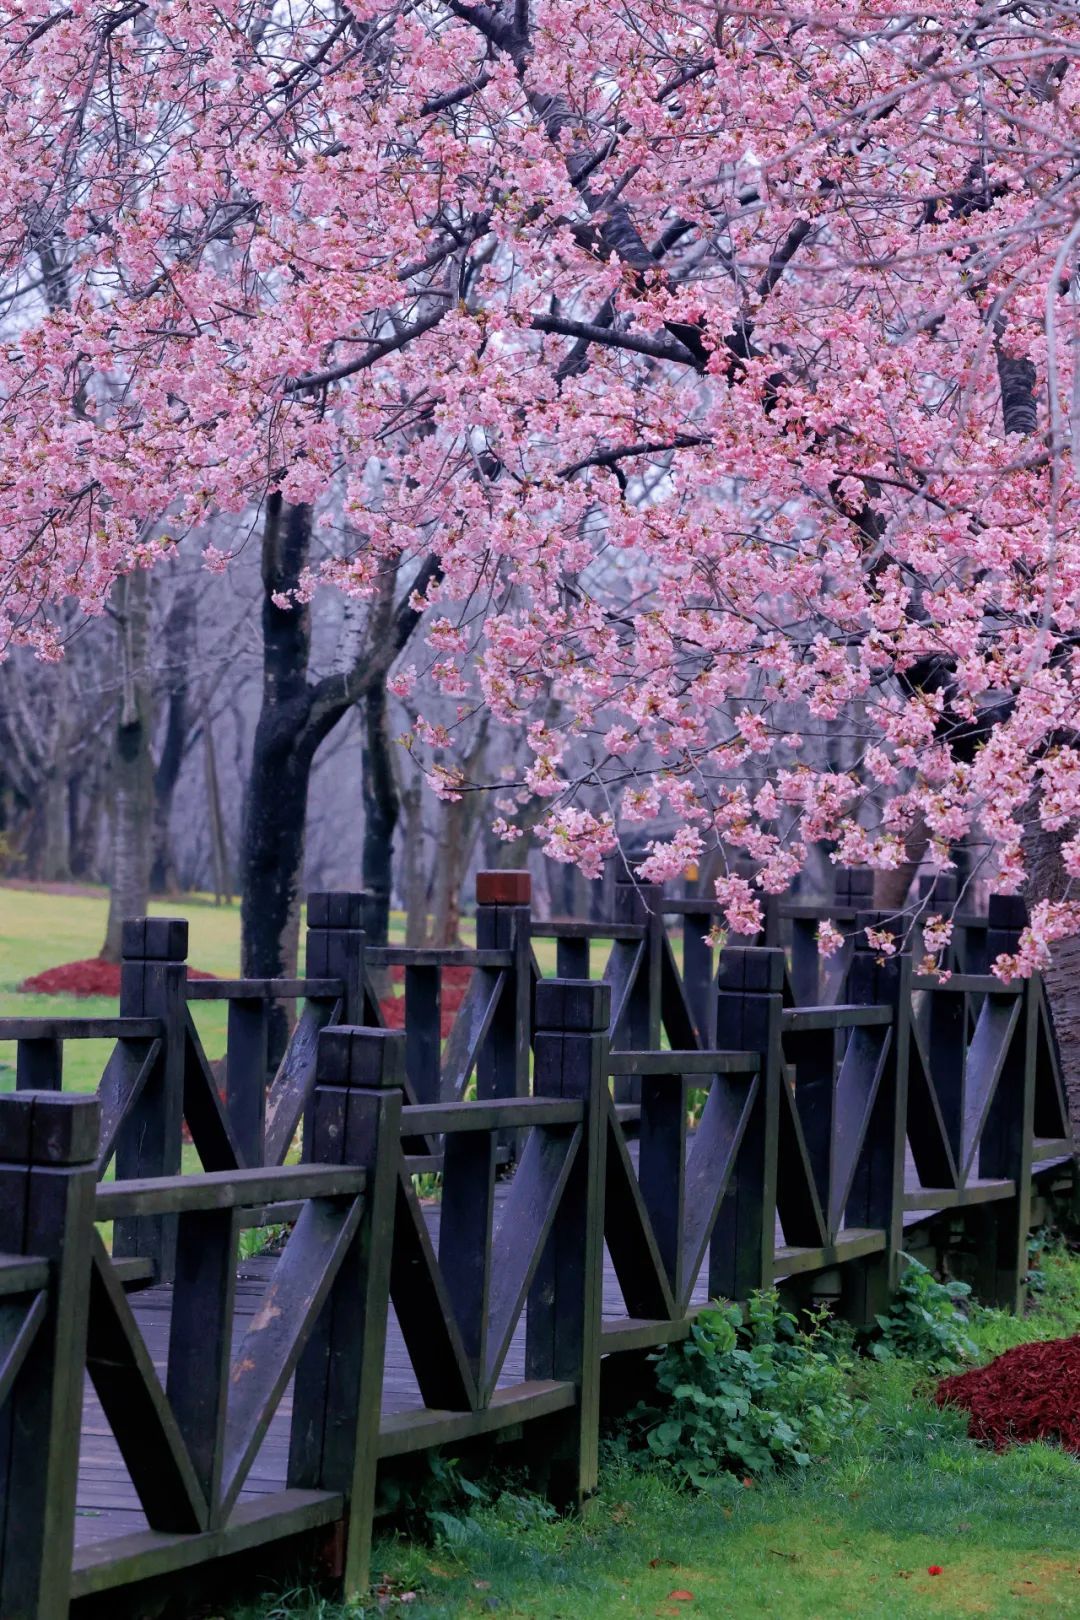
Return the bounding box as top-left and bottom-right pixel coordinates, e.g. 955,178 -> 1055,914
0,869 -> 1074,1616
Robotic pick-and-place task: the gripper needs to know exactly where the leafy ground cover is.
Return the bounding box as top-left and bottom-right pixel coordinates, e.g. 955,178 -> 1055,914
225,1249 -> 1080,1620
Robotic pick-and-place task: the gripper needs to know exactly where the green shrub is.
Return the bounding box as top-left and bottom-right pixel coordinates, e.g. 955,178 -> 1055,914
631,1291 -> 857,1490
868,1255 -> 976,1367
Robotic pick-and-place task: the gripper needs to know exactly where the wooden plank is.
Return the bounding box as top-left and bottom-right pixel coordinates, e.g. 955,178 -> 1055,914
439,968 -> 505,1099
377,1382 -> 576,1459
659,933 -> 701,1052
828,1026 -> 891,1234
404,966 -> 442,1105
367,948 -> 514,969
97,1037 -> 162,1172
782,1004 -> 892,1031
903,1178 -> 1015,1211
167,1209 -> 239,1520
912,974 -> 1023,994
602,1099 -> 677,1321
84,1233 -> 208,1533
225,999 -> 270,1170
263,997 -> 342,1167
15,1036 -> 62,1092
608,1050 -> 758,1076
0,1255 -> 49,1297
775,1076 -> 828,1248
389,1168 -> 477,1412
773,1227 -> 886,1276
184,1013 -> 244,1172
401,1099 -> 583,1135
484,1125 -> 581,1399
69,1489 -> 343,1598
219,1195 -> 366,1520
637,1070 -> 686,1299
960,995 -> 1021,1180
439,1132 -> 498,1385
96,1164 -> 365,1219
0,1291 -> 46,1410
680,1074 -> 759,1307
535,922 -> 642,941
185,979 -> 341,1000
0,1019 -> 162,1041
905,1018 -> 959,1189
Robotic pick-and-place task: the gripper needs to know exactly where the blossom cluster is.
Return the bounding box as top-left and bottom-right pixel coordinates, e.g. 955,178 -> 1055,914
4,3 -> 1080,966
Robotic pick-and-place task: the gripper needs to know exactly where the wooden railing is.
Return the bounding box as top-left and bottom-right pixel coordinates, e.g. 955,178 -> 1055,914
0,867 -> 1074,1616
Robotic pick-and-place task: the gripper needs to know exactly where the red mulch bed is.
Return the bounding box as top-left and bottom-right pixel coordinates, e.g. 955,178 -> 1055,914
379,964 -> 471,1037
935,1335 -> 1080,1454
19,959 -> 217,997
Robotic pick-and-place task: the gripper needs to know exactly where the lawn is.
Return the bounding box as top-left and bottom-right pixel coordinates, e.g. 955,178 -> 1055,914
227,1252 -> 1080,1620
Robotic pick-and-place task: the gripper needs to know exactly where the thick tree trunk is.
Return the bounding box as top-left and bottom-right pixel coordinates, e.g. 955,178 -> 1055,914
241,498 -> 316,985
102,571 -> 154,961
39,686 -> 71,883
360,679 -> 398,946
150,580 -> 195,894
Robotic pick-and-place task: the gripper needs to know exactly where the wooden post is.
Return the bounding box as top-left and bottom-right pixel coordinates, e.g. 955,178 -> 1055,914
15,1037 -> 62,1093
681,873 -> 715,1047
115,917 -> 188,1280
709,947 -> 783,1301
526,979 -> 609,1507
225,996 -> 270,1167
476,871 -> 533,1156
306,893 -> 368,1024
844,911 -> 912,1315
288,1025 -> 403,1598
972,895 -> 1036,1311
612,875 -> 662,1103
0,1091 -> 99,1620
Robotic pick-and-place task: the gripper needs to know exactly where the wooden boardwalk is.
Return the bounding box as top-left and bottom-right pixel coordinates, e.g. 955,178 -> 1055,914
73,1144 -> 1071,1555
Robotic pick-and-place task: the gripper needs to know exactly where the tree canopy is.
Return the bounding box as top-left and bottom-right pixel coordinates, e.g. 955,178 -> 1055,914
4,1 -> 1080,969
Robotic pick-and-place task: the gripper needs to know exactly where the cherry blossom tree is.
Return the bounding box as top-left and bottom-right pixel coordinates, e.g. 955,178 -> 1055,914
3,1 -> 1080,986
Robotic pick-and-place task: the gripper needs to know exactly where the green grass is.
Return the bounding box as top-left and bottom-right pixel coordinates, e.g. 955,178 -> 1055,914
229,1253 -> 1080,1620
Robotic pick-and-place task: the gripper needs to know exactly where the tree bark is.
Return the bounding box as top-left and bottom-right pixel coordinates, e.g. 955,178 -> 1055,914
102,570 -> 155,961
150,579 -> 195,893
241,497 -> 318,986
240,496 -> 438,1040
360,677 -> 398,946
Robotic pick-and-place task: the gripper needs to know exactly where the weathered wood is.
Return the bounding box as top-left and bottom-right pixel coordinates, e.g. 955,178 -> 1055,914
402,1099 -> 582,1135
97,1036 -> 162,1172
114,919 -> 189,1278
186,978 -> 341,1000
225,997 -> 270,1167
439,1131 -> 498,1386
526,980 -> 609,1504
290,1024 -> 403,1596
96,1163 -> 364,1218
184,1012 -> 244,1171
84,1230 -> 209,1533
0,1018 -> 161,1040
0,1093 -> 99,1620
709,950 -> 783,1300
167,1208 -> 239,1516
14,1037 -> 61,1092
263,995 -> 343,1165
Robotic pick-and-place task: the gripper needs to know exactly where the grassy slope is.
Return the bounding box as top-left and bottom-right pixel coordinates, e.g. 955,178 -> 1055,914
234,1252 -> 1080,1620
